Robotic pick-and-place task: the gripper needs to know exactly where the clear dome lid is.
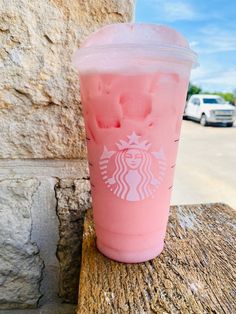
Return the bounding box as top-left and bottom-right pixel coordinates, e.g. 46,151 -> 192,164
73,23 -> 198,73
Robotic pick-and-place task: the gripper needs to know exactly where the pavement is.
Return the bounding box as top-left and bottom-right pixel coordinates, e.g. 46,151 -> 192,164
171,119 -> 236,210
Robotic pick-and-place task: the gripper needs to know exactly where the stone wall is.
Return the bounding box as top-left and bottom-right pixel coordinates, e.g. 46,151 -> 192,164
0,178 -> 43,310
56,178 -> 91,303
0,0 -> 134,309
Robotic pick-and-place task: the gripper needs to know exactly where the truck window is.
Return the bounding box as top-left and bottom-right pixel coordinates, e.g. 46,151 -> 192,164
191,98 -> 200,105
203,98 -> 225,104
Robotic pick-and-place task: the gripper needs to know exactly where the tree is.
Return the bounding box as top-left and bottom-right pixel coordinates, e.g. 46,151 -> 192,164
210,92 -> 235,105
186,83 -> 236,105
221,93 -> 234,104
187,83 -> 202,100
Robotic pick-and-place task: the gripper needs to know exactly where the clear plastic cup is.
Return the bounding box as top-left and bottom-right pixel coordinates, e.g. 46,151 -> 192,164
73,23 -> 197,263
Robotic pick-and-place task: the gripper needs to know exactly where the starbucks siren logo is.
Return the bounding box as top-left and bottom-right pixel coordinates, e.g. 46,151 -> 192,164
99,132 -> 166,201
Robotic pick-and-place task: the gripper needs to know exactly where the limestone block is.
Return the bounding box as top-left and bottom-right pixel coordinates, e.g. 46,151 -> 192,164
0,178 -> 44,309
0,0 -> 134,158
0,160 -> 91,307
55,178 -> 92,303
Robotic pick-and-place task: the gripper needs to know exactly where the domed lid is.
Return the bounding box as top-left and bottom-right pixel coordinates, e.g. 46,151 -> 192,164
73,23 -> 198,73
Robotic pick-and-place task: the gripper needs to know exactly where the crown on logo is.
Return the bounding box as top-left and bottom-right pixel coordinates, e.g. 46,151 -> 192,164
116,132 -> 151,151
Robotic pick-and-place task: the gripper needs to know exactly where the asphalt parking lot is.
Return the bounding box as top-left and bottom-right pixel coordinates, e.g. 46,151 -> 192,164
171,120 -> 236,210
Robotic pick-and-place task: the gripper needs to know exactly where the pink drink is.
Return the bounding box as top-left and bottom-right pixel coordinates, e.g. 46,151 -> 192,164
74,24 -> 197,263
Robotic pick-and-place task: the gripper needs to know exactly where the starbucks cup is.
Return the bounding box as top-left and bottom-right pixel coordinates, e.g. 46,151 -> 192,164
73,23 -> 197,263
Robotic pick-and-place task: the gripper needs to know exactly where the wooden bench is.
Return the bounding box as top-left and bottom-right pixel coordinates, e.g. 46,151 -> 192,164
77,204 -> 236,313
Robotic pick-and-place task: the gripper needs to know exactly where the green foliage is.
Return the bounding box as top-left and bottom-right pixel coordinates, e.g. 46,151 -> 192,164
187,82 -> 235,104
203,91 -> 235,104
214,92 -> 235,104
187,83 -> 202,100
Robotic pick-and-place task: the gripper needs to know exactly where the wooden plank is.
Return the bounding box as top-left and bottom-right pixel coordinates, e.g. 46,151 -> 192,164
77,204 -> 236,314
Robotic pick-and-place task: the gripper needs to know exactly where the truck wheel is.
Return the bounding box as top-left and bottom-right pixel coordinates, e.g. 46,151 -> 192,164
226,122 -> 233,127
200,114 -> 207,126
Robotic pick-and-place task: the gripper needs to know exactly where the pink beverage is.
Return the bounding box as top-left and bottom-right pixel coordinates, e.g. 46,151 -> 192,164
73,24 -> 197,263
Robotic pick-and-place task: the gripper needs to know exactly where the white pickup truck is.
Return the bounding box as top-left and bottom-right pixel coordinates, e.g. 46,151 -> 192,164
184,94 -> 235,127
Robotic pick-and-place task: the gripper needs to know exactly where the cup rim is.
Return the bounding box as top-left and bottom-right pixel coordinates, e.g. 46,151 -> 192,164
73,43 -> 198,71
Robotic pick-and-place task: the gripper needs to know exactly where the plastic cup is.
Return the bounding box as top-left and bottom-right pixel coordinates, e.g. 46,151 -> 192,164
73,23 -> 197,263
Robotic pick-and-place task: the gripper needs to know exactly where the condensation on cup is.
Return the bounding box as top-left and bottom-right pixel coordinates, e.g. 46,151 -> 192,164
73,23 -> 197,263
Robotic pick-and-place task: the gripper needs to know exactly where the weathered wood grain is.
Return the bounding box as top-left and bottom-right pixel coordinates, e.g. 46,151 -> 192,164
77,204 -> 236,314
